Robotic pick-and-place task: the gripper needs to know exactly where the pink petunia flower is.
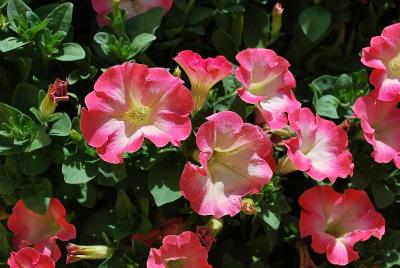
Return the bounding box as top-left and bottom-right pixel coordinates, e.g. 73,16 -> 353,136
147,231 -> 212,268
352,95 -> 400,168
235,48 -> 300,129
7,199 -> 76,262
173,50 -> 234,114
180,111 -> 275,218
278,108 -> 353,182
80,63 -> 193,164
361,23 -> 400,101
8,247 -> 55,268
92,0 -> 173,26
299,186 -> 385,266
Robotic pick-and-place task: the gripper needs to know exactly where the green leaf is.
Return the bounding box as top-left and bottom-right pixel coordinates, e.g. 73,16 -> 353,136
115,190 -> 137,219
55,42 -> 85,61
7,0 -> 31,29
126,7 -> 164,37
49,113 -> 72,136
46,2 -> 73,34
62,154 -> 98,184
315,95 -> 340,119
0,37 -> 27,52
0,223 -> 11,258
371,181 -> 395,209
261,207 -> 280,230
26,125 -> 51,152
148,161 -> 182,207
299,6 -> 332,42
21,178 -> 52,214
96,161 -> 127,186
23,149 -> 51,176
13,83 -> 39,115
243,5 -> 268,47
211,29 -> 238,62
130,33 -> 156,57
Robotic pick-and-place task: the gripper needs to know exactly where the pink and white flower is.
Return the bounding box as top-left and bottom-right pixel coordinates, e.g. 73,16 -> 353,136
235,48 -> 300,129
80,63 -> 193,164
8,247 -> 55,268
92,0 -> 173,26
279,108 -> 353,182
352,95 -> 400,168
173,50 -> 233,114
7,199 -> 76,262
361,23 -> 400,101
180,111 -> 275,218
147,231 -> 212,268
299,186 -> 385,266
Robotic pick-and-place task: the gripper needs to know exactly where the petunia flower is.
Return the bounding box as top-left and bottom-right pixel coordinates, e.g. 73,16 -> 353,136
80,63 -> 193,164
180,111 -> 275,218
147,231 -> 212,268
7,199 -> 76,262
361,23 -> 400,101
92,0 -> 173,26
277,108 -> 353,182
235,48 -> 300,129
299,186 -> 385,266
8,247 -> 55,268
173,50 -> 234,114
352,95 -> 400,168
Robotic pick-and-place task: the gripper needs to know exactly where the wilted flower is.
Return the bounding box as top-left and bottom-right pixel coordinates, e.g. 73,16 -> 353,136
236,48 -> 300,129
352,95 -> 400,168
80,63 -> 193,164
147,231 -> 212,268
278,108 -> 353,183
195,218 -> 223,250
8,247 -> 55,268
180,111 -> 275,217
361,22 -> 400,101
39,79 -> 69,120
299,186 -> 385,266
66,243 -> 114,264
7,199 -> 76,262
241,198 -> 257,215
173,50 -> 233,114
92,0 -> 173,26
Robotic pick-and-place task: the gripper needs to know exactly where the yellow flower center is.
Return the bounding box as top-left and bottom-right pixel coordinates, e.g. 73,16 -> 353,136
124,101 -> 150,126
167,259 -> 185,268
388,53 -> 400,77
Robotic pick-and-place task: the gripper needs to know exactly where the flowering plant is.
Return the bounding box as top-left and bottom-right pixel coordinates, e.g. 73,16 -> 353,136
0,0 -> 399,267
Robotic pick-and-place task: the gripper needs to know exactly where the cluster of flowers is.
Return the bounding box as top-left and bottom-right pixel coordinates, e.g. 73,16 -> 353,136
5,0 -> 399,264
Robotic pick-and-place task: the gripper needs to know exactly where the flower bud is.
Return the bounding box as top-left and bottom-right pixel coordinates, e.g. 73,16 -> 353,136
271,3 -> 283,40
66,244 -> 114,264
173,66 -> 181,78
39,79 -> 69,121
241,198 -> 257,215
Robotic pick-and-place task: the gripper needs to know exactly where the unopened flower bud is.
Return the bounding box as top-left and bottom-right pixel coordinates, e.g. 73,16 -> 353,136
39,79 -> 69,121
271,3 -> 283,41
173,66 -> 181,78
66,244 -> 114,264
241,198 -> 257,215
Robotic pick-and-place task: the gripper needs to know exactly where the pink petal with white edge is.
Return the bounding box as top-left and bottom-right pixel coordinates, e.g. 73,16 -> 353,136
361,23 -> 400,101
352,95 -> 400,168
180,111 -> 274,217
285,108 -> 353,182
